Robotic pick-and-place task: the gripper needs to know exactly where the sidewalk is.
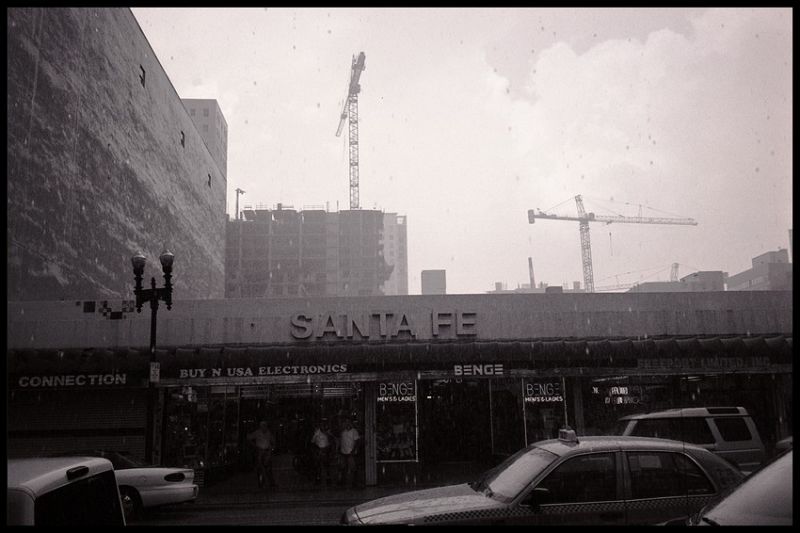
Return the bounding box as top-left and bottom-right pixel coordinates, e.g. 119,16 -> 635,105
192,454 -> 483,508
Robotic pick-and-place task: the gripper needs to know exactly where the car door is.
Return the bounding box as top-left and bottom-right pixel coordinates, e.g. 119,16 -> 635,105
623,450 -> 717,525
511,451 -> 626,525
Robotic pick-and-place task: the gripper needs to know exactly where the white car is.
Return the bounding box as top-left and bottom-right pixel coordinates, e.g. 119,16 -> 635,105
61,450 -> 199,520
7,456 -> 126,526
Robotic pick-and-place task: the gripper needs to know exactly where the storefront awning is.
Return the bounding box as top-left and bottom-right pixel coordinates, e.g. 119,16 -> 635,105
8,334 -> 792,385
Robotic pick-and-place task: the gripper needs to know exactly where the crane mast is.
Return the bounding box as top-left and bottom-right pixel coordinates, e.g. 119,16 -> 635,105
336,51 -> 366,210
527,194 -> 698,293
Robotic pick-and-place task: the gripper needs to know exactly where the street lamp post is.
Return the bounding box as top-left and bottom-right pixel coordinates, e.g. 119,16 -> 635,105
132,250 -> 174,464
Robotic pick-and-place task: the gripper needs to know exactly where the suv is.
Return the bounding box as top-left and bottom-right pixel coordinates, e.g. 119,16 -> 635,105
7,456 -> 126,526
617,407 -> 765,474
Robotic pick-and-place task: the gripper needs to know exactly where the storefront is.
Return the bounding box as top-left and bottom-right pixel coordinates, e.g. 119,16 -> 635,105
6,291 -> 793,487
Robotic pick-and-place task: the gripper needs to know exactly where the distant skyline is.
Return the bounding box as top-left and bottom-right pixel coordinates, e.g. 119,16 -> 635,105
133,7 -> 792,295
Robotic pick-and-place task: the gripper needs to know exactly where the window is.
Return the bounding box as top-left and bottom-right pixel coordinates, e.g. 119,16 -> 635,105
203,124 -> 209,132
208,174 -> 212,188
714,417 -> 752,442
180,131 -> 185,147
630,418 -> 714,445
190,108 -> 196,116
627,452 -> 714,499
203,108 -> 209,117
537,452 -> 618,503
139,65 -> 146,87
34,470 -> 124,525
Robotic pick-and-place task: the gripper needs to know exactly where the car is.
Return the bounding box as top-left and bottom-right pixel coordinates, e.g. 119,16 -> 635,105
685,449 -> 792,526
340,429 -> 744,525
56,450 -> 199,520
616,407 -> 766,474
7,456 -> 126,526
774,435 -> 792,454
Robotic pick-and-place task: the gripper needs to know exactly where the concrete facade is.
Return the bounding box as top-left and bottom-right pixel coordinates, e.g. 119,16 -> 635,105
727,248 -> 792,291
181,98 -> 228,179
7,291 -> 792,351
7,8 -> 227,301
421,270 -> 446,295
226,207 -> 400,298
381,214 -> 408,295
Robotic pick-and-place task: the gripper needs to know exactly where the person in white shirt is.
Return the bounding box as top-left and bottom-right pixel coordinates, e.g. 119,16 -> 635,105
310,419 -> 333,485
338,418 -> 360,487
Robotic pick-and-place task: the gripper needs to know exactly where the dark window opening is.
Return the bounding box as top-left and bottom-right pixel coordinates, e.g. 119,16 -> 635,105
180,131 -> 185,147
208,174 -> 212,188
139,65 -> 146,87
714,417 -> 753,442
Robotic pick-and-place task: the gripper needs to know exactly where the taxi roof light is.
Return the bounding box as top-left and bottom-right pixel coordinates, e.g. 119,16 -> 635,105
558,427 -> 579,444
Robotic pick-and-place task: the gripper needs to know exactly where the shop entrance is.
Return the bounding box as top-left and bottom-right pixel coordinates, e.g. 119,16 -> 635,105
238,383 -> 364,490
418,379 -> 491,465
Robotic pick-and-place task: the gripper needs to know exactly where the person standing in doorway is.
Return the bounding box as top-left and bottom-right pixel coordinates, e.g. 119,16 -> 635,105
311,419 -> 333,485
338,418 -> 360,488
247,420 -> 276,489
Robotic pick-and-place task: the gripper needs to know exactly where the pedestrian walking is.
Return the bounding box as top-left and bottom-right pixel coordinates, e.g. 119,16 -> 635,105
247,420 -> 276,489
338,418 -> 360,488
310,419 -> 333,485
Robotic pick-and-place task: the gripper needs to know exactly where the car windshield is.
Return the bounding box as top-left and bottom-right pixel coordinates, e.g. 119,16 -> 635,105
103,452 -> 149,470
699,451 -> 792,526
471,445 -> 558,504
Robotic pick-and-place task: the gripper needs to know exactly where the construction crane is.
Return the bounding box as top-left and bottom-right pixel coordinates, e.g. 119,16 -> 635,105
527,195 -> 698,293
336,51 -> 366,210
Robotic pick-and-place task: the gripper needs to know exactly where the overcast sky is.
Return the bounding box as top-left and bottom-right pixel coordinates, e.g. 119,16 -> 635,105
132,7 -> 792,295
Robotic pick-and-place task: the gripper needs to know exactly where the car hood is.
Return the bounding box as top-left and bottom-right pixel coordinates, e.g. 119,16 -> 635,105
352,483 -> 504,524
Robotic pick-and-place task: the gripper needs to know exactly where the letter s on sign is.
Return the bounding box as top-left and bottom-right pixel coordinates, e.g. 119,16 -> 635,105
290,314 -> 313,339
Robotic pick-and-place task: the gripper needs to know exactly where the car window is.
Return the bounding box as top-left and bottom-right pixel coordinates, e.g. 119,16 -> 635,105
536,452 -> 618,503
34,469 -> 124,526
713,417 -> 752,442
630,418 -> 714,445
627,451 -> 714,499
483,446 -> 558,504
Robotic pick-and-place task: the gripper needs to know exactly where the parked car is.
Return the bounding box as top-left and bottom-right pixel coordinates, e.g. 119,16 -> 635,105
56,450 -> 199,520
7,456 -> 126,526
616,407 -> 765,474
685,448 -> 792,526
774,435 -> 792,455
340,429 -> 744,525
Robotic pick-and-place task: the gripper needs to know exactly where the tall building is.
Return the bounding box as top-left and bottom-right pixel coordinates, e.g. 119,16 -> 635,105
421,270 -> 446,295
726,249 -> 792,291
7,8 -> 227,301
226,206 -> 405,298
181,98 -> 228,179
382,214 -> 408,295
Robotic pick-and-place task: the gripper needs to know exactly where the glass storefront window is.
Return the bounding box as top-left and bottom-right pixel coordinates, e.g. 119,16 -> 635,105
376,380 -> 418,462
523,378 -> 567,444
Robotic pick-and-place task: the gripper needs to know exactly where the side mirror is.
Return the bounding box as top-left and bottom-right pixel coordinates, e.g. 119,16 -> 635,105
522,487 -> 551,510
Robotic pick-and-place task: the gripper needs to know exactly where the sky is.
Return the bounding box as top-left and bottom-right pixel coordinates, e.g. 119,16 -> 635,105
132,7 -> 792,295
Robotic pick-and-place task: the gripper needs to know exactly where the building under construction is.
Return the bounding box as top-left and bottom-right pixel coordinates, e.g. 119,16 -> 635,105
226,205 -> 407,298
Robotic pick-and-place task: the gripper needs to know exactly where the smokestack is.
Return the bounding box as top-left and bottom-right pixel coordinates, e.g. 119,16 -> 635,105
528,257 -> 535,289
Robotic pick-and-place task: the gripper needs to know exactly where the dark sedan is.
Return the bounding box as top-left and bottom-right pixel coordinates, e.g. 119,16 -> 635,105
342,429 -> 744,525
